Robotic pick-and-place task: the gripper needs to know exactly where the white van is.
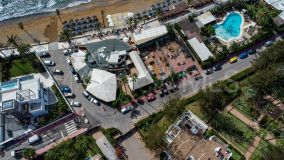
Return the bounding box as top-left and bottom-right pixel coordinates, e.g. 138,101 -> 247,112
28,134 -> 41,145
90,98 -> 100,106
70,101 -> 81,107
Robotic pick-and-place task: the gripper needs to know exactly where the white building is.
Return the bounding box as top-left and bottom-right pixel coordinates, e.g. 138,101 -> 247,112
128,51 -> 154,91
265,0 -> 284,25
0,75 -> 55,117
86,69 -> 117,102
70,49 -> 91,79
133,25 -> 168,45
187,37 -> 214,62
195,12 -> 216,28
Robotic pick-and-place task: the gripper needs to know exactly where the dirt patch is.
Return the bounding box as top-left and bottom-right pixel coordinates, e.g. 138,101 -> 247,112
44,16 -> 59,42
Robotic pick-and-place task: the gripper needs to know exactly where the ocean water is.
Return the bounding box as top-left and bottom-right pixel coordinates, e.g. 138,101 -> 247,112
0,0 -> 92,22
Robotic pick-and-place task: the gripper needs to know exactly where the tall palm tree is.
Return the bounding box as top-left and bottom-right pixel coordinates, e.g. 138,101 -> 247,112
130,73 -> 138,92
7,34 -> 21,49
59,29 -> 73,46
18,22 -> 39,43
56,9 -> 63,24
121,75 -> 128,94
7,34 -> 22,55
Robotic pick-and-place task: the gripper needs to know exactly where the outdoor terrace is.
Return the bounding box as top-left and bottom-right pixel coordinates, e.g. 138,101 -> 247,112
143,41 -> 196,80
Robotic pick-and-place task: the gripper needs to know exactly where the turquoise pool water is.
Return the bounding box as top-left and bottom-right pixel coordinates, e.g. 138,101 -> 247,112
0,83 -> 18,92
214,12 -> 243,41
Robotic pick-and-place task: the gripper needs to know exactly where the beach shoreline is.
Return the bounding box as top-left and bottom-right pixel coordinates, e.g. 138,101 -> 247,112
0,0 -> 161,44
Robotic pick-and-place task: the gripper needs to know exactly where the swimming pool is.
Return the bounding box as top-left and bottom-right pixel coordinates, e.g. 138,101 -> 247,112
214,12 -> 243,42
0,82 -> 18,92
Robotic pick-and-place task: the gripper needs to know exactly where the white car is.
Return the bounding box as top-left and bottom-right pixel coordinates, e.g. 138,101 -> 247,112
90,97 -> 100,106
70,101 -> 81,107
44,60 -> 55,66
63,49 -> 72,55
83,91 -> 90,98
52,69 -> 62,74
66,57 -> 72,65
38,51 -> 49,57
121,106 -> 132,114
64,92 -> 74,98
74,74 -> 80,83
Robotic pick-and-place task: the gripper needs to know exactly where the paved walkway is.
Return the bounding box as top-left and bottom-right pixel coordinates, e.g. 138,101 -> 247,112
245,136 -> 261,159
226,105 -> 277,144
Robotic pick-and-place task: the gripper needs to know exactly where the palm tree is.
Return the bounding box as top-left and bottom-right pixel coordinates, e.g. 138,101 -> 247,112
130,73 -> 138,92
59,29 -> 73,46
7,34 -> 21,49
56,9 -> 63,24
18,22 -> 39,43
7,34 -> 21,55
121,75 -> 128,94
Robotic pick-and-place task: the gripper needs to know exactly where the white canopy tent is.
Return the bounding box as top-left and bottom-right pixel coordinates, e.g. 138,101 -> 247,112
128,51 -> 154,91
86,69 -> 117,102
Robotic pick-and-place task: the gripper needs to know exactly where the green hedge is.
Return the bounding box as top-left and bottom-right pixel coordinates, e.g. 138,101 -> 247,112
136,111 -> 166,129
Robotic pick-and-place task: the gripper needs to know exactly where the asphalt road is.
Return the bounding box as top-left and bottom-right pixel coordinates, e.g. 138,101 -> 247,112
42,35 -> 283,134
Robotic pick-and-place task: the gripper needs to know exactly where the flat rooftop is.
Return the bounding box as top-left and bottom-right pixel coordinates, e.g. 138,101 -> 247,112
166,127 -> 231,160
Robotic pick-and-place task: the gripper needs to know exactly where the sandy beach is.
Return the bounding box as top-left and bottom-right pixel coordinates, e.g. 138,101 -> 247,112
0,0 -> 162,44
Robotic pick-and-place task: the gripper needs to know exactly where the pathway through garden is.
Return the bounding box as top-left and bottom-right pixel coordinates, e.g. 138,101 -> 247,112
225,104 -> 277,159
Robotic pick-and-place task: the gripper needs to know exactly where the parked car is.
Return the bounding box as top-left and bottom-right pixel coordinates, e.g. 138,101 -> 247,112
44,60 -> 55,66
70,101 -> 81,107
121,106 -> 132,114
63,49 -> 72,55
60,85 -> 71,93
28,134 -> 41,145
228,56 -> 238,63
52,69 -> 63,75
147,93 -> 156,102
137,98 -> 144,105
70,66 -> 76,74
173,84 -> 178,90
38,51 -> 49,57
239,52 -> 249,59
64,92 -> 75,98
205,68 -> 213,75
83,91 -> 90,98
158,90 -> 164,97
74,74 -> 80,83
213,64 -> 222,71
66,57 -> 72,65
247,49 -> 256,55
265,41 -> 273,47
90,97 -> 100,106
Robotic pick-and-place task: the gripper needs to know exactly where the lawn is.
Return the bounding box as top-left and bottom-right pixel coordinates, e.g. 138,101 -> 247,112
44,135 -> 104,160
1,55 -> 45,81
250,139 -> 270,160
186,101 -> 210,122
211,112 -> 254,153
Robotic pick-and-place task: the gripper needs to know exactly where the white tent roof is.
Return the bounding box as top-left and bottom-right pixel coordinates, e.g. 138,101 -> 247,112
187,37 -> 213,62
71,49 -> 87,72
0,49 -> 19,58
133,25 -> 168,45
86,69 -> 117,102
128,51 -> 153,91
265,0 -> 284,10
31,44 -> 48,53
106,12 -> 134,27
195,12 -> 216,27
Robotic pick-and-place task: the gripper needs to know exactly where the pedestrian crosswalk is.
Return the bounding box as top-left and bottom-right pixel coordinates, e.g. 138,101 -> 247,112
64,120 -> 77,135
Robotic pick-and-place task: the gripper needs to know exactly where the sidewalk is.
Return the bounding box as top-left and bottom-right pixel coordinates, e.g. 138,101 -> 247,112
245,136 -> 261,159
226,105 -> 277,144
